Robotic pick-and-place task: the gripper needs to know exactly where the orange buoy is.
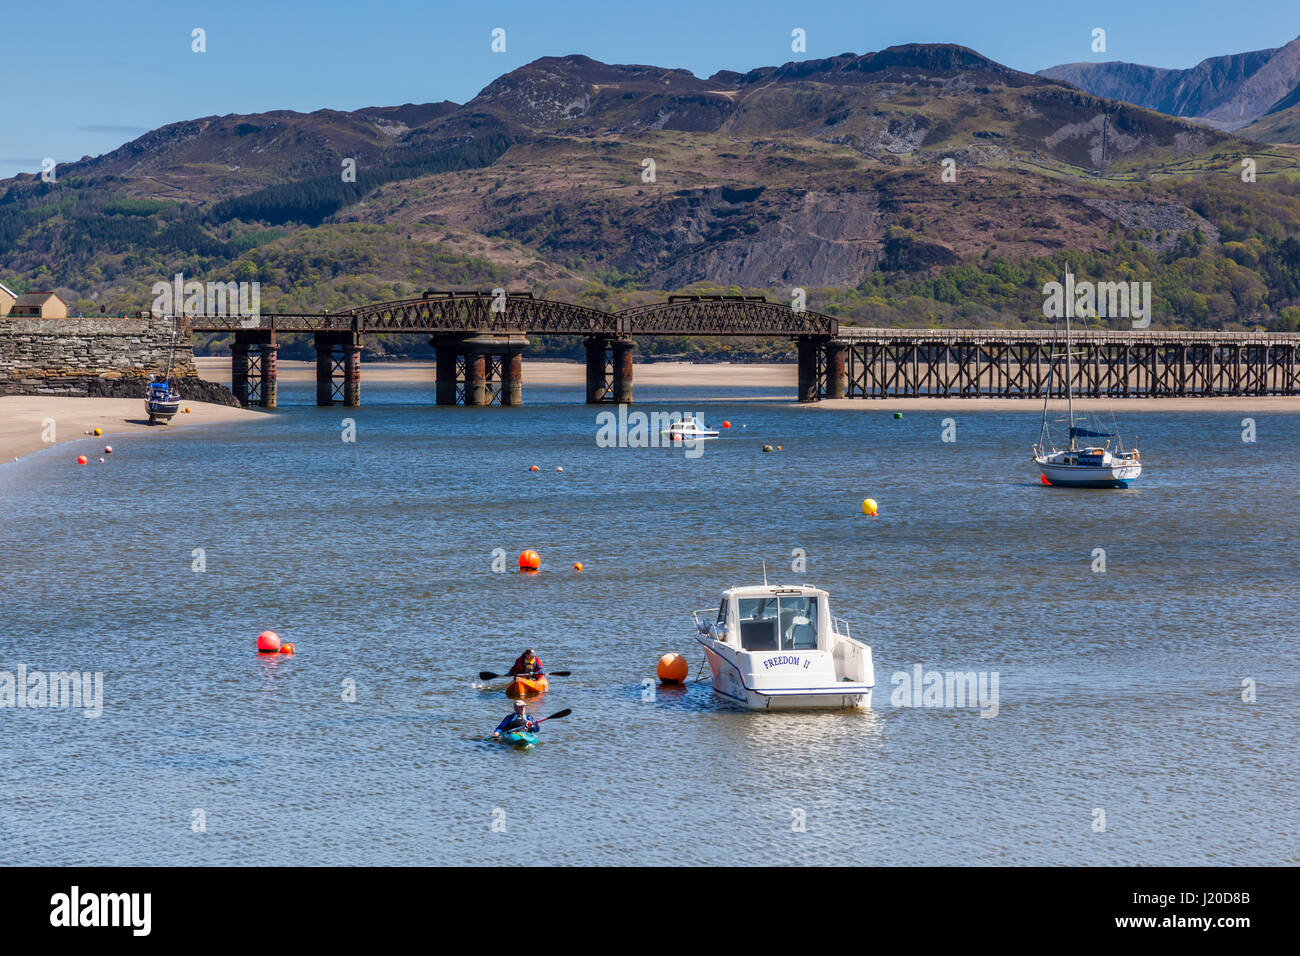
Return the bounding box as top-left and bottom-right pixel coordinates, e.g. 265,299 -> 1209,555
529,465 -> 539,471
183,407 -> 191,413
657,653 -> 689,684
722,420 -> 731,428
256,630 -> 281,653
572,562 -> 583,572
76,455 -> 87,465
518,550 -> 541,571
556,466 -> 564,473
279,642 -> 295,655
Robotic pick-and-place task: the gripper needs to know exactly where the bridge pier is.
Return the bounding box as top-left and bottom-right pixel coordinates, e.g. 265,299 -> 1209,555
430,333 -> 528,406
231,330 -> 277,408
825,341 -> 847,400
585,337 -> 634,403
314,331 -> 362,407
797,336 -> 821,403
503,350 -> 523,406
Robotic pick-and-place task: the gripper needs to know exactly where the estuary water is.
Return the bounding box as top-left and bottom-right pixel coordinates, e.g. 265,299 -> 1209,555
1,378 -> 1296,865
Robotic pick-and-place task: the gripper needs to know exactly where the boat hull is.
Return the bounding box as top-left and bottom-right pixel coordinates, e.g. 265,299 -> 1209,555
498,730 -> 538,749
1038,460 -> 1142,488
696,637 -> 872,710
505,675 -> 549,698
146,398 -> 181,424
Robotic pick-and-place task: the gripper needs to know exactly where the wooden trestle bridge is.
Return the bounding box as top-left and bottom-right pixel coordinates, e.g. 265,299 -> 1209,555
182,291 -> 1300,407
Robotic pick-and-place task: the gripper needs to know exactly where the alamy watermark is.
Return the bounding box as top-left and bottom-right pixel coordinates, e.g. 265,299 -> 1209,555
151,272 -> 260,325
1043,270 -> 1151,329
1,665 -> 103,718
890,663 -> 999,718
595,406 -> 709,458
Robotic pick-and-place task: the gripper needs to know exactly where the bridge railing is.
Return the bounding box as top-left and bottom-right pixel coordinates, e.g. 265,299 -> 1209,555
834,326 -> 1300,346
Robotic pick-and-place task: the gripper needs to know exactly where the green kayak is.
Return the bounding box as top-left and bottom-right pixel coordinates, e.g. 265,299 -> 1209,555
498,730 -> 538,749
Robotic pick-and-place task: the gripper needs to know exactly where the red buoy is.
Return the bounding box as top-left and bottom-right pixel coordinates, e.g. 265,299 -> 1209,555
256,630 -> 281,653
657,653 -> 689,684
1040,474 -> 1051,486
76,455 -> 87,465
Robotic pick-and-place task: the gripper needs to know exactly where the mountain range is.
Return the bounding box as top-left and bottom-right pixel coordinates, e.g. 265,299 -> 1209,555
3,41 -> 1300,359
1040,35 -> 1300,137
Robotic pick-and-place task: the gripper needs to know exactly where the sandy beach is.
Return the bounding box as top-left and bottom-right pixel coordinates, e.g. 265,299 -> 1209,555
0,396 -> 265,463
194,357 -> 797,387
192,357 -> 1300,411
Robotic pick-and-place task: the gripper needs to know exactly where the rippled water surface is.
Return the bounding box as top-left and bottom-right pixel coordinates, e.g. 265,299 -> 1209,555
1,379 -> 1296,865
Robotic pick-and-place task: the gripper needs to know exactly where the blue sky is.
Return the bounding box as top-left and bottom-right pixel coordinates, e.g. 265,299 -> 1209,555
2,0 -> 1299,179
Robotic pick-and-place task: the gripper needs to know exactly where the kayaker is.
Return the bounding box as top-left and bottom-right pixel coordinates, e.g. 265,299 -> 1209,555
508,648 -> 545,678
493,699 -> 538,739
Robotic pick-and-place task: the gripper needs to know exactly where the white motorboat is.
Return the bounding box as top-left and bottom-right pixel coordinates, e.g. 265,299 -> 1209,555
663,416 -> 719,441
693,583 -> 874,710
1032,272 -> 1143,488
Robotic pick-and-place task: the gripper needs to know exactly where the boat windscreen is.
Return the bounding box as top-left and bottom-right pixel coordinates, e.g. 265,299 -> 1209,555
737,596 -> 819,651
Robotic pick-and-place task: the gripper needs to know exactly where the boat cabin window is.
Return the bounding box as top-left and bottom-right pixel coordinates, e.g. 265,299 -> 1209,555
736,596 -> 819,652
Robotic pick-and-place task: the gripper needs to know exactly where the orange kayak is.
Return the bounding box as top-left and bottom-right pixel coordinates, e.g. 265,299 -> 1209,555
505,675 -> 549,698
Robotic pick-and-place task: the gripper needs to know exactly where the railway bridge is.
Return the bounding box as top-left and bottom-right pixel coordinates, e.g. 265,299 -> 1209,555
182,291 -> 1300,407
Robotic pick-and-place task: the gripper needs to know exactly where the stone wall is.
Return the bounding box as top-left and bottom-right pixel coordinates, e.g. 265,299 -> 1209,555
0,316 -> 238,405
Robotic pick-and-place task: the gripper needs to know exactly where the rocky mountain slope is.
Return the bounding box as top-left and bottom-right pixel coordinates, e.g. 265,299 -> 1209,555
3,43 -> 1300,355
1040,36 -> 1300,134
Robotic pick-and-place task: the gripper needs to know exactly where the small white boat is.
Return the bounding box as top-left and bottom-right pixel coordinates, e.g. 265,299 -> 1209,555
693,583 -> 874,710
145,378 -> 181,424
663,416 -> 719,441
1035,445 -> 1141,487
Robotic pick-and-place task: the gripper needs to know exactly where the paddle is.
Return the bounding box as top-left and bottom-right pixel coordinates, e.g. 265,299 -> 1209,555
478,670 -> 570,681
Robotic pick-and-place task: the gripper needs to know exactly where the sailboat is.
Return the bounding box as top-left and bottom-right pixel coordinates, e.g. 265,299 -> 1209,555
145,318 -> 182,424
1032,273 -> 1142,488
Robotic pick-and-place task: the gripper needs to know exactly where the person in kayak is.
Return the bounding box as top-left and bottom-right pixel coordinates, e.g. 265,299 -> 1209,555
493,699 -> 539,738
508,648 -> 545,678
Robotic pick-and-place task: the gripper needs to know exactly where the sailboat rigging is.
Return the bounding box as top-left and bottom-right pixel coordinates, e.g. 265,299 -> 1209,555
145,316 -> 182,425
1032,268 -> 1143,488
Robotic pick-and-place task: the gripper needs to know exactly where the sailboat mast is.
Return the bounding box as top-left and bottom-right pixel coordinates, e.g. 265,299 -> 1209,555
1064,270 -> 1075,448
1038,322 -> 1056,452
